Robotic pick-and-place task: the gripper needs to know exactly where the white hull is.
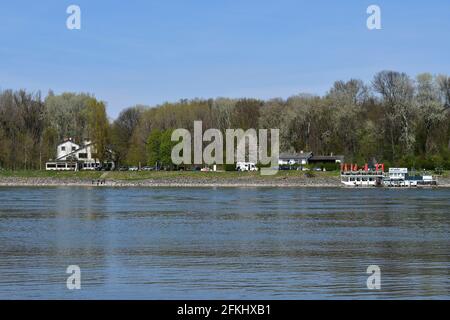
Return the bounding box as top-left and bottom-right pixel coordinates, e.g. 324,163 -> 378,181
341,180 -> 378,187
341,177 -> 437,188
340,166 -> 437,188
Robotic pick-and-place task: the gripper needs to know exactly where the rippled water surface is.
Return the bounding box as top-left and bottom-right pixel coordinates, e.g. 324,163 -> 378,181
0,187 -> 448,299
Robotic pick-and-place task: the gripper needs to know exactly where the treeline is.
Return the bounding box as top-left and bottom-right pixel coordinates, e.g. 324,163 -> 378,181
1,70 -> 450,170
0,91 -> 109,169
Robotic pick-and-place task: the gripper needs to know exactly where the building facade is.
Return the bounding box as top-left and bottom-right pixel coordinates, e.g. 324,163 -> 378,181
278,152 -> 343,166
46,139 -> 105,171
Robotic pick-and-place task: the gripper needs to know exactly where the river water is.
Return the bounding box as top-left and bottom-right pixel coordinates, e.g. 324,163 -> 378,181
0,187 -> 448,299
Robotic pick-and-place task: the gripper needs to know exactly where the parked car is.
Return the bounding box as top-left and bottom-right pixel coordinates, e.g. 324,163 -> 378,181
313,167 -> 322,172
118,166 -> 128,171
128,166 -> 139,171
141,166 -> 155,171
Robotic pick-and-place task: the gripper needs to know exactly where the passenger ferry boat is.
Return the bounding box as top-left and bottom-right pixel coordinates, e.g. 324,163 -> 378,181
340,163 -> 437,188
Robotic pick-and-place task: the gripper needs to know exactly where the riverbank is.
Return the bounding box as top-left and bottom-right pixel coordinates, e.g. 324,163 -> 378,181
1,170 -> 449,187
0,170 -> 342,187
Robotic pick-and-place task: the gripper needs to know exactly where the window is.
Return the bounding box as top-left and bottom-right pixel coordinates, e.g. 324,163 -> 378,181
61,146 -> 66,151
79,153 -> 88,159
72,147 -> 76,151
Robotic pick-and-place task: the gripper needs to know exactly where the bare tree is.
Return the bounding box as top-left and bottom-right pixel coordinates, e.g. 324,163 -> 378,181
373,71 -> 416,159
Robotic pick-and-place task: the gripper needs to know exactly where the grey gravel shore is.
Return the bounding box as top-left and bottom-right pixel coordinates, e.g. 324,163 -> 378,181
1,176 -> 449,188
0,176 -> 341,188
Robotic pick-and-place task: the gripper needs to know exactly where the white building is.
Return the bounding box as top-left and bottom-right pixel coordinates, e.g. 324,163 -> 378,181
388,168 -> 408,180
46,139 -> 105,171
278,152 -> 312,166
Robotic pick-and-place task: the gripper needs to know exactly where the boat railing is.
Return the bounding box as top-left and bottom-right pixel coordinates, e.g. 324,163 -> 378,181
341,170 -> 384,176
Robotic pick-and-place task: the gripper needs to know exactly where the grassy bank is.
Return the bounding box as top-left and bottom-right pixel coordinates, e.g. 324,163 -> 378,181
1,170 -> 448,188
0,169 -> 340,181
1,169 -> 447,180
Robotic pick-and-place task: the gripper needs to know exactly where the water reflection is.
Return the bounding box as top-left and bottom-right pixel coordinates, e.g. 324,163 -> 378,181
0,187 -> 448,299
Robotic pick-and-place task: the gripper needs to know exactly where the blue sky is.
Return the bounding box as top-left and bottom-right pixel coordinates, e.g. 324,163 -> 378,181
0,0 -> 449,118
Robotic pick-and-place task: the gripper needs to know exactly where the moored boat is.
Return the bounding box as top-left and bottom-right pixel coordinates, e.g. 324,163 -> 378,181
340,163 -> 437,188
340,163 -> 384,187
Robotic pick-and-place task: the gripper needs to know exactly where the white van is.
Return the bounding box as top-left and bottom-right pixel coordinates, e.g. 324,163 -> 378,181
236,162 -> 258,172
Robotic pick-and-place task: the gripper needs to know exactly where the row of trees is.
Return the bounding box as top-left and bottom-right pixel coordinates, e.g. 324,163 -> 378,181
0,91 -> 110,169
1,71 -> 450,170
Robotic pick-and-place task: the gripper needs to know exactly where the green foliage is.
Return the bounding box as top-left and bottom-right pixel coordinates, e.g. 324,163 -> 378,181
85,98 -> 110,162
224,164 -> 237,171
231,99 -> 262,129
44,92 -> 92,142
321,163 -> 341,171
159,130 -> 176,167
110,106 -> 143,166
41,127 -> 59,161
1,71 -> 450,171
144,129 -> 176,168
146,129 -> 162,166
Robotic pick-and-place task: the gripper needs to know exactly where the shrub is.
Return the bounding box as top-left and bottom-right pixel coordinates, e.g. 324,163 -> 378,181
321,163 -> 340,171
224,164 -> 236,171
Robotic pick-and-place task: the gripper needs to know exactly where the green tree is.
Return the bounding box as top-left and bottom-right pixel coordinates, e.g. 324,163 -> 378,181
110,106 -> 143,166
146,129 -> 162,166
44,92 -> 92,142
86,98 -> 110,162
159,129 -> 175,168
